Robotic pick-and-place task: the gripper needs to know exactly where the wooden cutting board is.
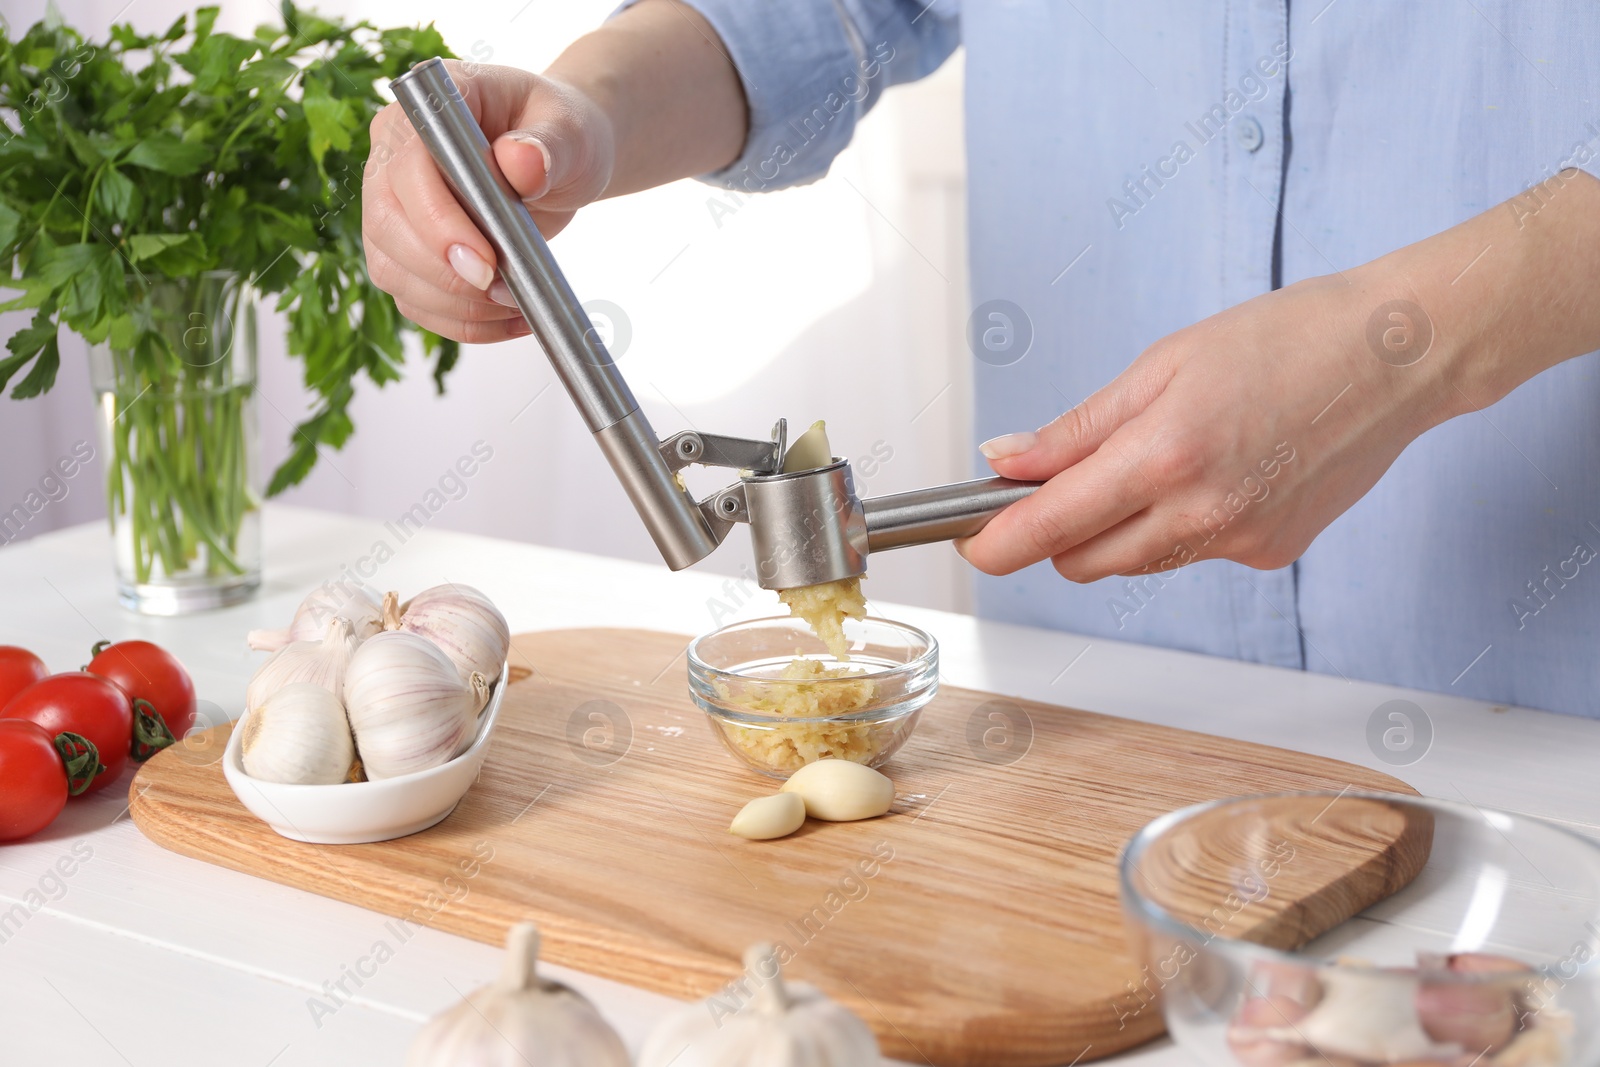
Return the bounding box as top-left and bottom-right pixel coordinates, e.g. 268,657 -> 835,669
132,628 -> 1425,1067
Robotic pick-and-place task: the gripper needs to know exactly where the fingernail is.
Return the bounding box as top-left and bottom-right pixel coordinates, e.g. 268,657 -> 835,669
507,319 -> 533,337
507,132 -> 552,199
979,431 -> 1037,459
488,278 -> 517,307
448,244 -> 494,290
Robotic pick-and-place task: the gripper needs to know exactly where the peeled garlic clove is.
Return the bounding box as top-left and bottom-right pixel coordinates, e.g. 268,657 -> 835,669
246,616 -> 360,712
730,792 -> 806,840
407,922 -> 630,1067
782,419 -> 833,472
638,942 -> 879,1067
344,631 -> 490,780
247,582 -> 384,651
780,759 -> 894,822
386,585 -> 510,686
238,683 -> 355,785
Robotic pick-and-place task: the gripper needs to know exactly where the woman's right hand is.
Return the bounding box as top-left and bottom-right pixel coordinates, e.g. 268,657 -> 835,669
363,60 -> 615,343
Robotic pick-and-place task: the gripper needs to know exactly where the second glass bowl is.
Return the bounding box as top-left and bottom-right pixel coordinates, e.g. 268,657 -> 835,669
687,616 -> 938,778
1120,791 -> 1600,1067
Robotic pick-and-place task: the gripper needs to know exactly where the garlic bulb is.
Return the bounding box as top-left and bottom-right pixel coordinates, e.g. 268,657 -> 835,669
344,631 -> 490,779
407,922 -> 629,1067
245,616 -> 359,712
385,584 -> 511,684
247,582 -> 384,652
238,683 -> 355,785
638,943 -> 879,1067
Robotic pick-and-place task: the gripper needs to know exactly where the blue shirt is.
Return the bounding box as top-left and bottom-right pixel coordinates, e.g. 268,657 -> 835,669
621,0 -> 1600,717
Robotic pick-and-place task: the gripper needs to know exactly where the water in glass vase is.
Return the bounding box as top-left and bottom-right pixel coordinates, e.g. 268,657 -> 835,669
90,272 -> 262,614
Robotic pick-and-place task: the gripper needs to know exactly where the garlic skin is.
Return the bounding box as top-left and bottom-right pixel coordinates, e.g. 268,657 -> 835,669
780,759 -> 894,821
407,923 -> 629,1067
238,683 -> 355,785
386,584 -> 510,685
245,616 -> 359,712
247,582 -> 384,652
638,943 -> 879,1067
344,631 -> 490,779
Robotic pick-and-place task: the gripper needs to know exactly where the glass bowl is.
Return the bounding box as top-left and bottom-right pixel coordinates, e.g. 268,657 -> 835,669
686,616 -> 938,779
1120,790 -> 1600,1067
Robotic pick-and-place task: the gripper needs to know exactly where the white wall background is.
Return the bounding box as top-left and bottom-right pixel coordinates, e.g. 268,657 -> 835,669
0,0 -> 976,612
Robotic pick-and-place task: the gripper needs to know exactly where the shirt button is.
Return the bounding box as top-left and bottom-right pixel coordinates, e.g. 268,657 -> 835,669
1235,116 -> 1265,152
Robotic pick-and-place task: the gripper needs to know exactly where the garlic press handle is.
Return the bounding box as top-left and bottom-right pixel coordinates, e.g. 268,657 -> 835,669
863,477 -> 1040,551
389,58 -> 728,569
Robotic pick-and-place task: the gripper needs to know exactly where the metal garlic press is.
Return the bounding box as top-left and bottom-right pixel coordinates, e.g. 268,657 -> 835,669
391,60 -> 1037,590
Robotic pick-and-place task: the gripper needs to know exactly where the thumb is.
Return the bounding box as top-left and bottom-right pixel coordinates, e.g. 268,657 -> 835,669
494,130 -> 556,202
980,348 -> 1174,480
492,89 -> 610,213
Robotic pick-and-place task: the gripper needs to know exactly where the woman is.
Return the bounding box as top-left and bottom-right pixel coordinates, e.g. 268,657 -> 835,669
364,1 -> 1600,715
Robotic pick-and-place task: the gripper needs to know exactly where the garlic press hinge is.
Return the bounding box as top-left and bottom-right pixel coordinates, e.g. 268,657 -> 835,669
662,420 -> 785,545
658,419 -> 787,476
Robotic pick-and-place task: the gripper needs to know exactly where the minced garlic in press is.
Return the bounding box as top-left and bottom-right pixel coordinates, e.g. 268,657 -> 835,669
776,575 -> 867,661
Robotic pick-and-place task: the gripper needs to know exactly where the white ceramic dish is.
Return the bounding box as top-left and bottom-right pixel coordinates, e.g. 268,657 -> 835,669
222,664 -> 508,845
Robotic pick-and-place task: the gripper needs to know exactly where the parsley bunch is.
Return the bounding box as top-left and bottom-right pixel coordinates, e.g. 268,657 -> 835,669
0,4 -> 459,495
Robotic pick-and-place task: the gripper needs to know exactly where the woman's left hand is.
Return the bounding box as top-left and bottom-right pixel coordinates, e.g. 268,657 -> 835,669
957,170 -> 1600,582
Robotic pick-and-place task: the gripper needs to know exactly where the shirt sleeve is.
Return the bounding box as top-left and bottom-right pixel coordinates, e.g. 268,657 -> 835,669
611,0 -> 961,190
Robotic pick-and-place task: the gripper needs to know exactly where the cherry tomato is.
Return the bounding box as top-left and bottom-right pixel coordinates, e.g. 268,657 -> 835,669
0,719 -> 68,840
86,639 -> 196,744
0,646 -> 49,709
3,673 -> 132,794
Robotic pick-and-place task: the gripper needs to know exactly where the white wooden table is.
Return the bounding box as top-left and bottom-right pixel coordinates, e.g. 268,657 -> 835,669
2,505 -> 1596,1066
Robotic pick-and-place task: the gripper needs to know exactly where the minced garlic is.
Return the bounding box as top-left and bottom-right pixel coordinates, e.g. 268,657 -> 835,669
736,658 -> 877,716
713,659 -> 885,775
777,576 -> 867,661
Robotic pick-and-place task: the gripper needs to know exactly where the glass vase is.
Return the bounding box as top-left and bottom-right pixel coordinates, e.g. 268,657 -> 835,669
89,272 -> 262,614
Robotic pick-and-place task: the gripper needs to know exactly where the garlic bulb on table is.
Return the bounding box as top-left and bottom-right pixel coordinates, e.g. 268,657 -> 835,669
245,616 -> 359,712
238,683 -> 355,785
407,922 -> 630,1067
343,631 -> 490,779
384,584 -> 510,684
247,582 -> 384,652
638,943 -> 880,1067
